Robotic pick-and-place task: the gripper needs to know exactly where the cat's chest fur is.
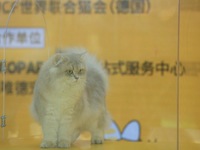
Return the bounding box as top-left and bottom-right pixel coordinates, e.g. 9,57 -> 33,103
46,79 -> 85,117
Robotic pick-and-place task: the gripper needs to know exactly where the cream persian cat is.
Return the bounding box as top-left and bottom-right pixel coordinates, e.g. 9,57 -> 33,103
31,48 -> 111,148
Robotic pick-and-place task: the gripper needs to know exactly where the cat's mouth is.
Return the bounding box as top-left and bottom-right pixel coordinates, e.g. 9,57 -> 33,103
73,78 -> 79,82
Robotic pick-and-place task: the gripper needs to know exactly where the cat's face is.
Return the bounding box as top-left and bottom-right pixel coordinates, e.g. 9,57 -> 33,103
50,53 -> 86,84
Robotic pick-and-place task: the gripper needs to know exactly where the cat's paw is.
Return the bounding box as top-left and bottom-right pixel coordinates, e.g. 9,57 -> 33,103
91,138 -> 104,144
40,140 -> 57,148
58,140 -> 71,148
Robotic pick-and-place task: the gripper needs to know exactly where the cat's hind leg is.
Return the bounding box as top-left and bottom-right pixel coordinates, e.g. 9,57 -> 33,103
89,118 -> 105,144
91,129 -> 104,144
90,111 -> 111,144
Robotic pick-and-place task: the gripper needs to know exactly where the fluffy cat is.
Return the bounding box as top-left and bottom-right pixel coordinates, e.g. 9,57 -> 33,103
31,48 -> 111,148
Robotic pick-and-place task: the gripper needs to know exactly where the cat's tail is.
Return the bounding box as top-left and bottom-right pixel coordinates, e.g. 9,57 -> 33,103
99,110 -> 112,132
30,100 -> 40,123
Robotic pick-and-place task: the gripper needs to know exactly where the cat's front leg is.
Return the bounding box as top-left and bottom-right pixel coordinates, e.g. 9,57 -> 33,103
57,130 -> 80,148
57,116 -> 74,148
41,115 -> 58,148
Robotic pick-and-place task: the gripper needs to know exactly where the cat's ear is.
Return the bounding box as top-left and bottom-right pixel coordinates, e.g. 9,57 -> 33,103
79,51 -> 87,60
54,54 -> 64,66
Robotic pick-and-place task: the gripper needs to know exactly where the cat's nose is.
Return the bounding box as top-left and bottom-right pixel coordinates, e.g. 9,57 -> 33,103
74,75 -> 79,80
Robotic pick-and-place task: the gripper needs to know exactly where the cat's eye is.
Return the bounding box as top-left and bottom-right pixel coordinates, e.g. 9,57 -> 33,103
66,70 -> 73,75
79,69 -> 84,74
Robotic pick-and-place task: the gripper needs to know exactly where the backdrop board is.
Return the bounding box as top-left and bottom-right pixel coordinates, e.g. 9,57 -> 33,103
0,0 -> 200,149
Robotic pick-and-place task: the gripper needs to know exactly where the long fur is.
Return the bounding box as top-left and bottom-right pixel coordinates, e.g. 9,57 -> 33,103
30,48 -> 111,148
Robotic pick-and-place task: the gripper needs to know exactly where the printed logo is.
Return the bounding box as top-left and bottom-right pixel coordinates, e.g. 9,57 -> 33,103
0,28 -> 45,48
104,120 -> 141,141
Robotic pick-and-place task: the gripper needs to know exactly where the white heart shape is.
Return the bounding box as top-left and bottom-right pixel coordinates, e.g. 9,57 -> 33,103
104,121 -> 121,140
121,120 -> 140,141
